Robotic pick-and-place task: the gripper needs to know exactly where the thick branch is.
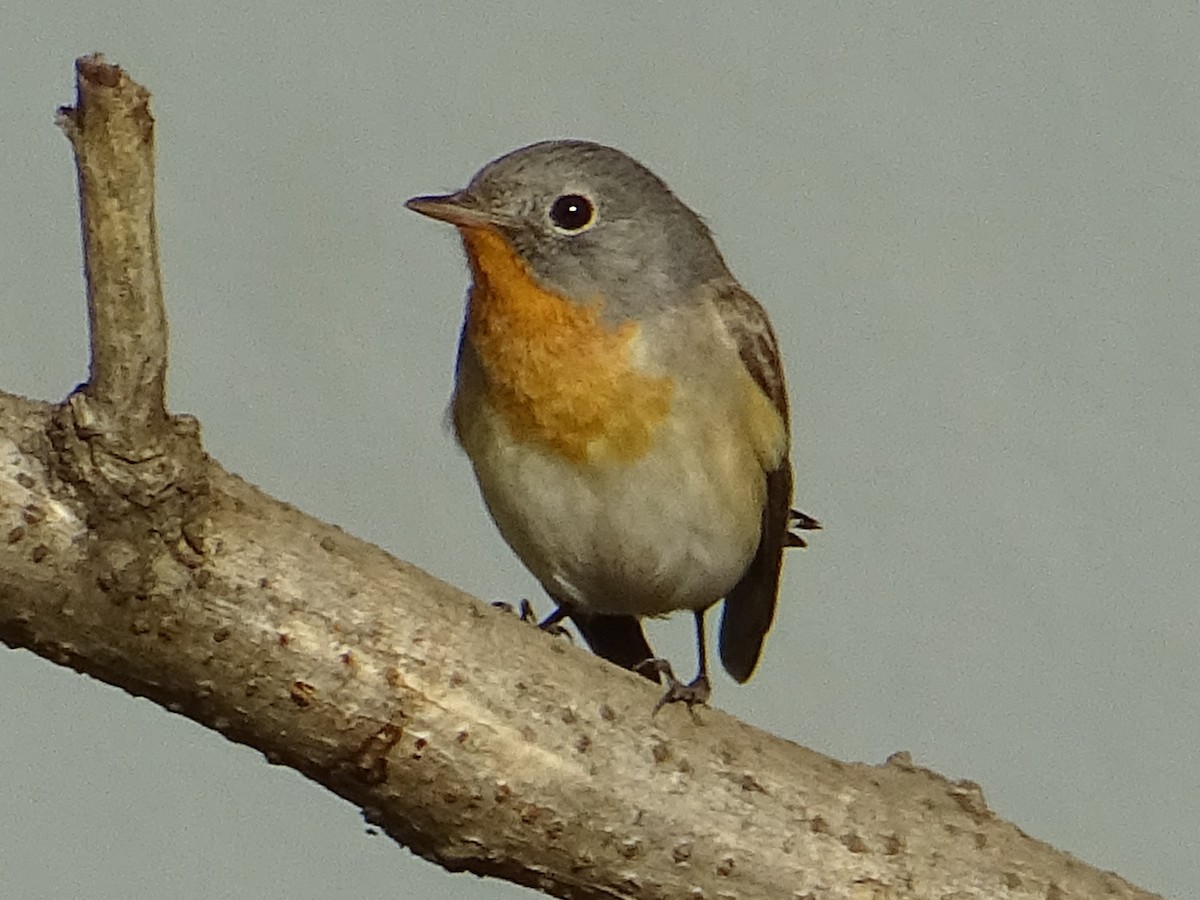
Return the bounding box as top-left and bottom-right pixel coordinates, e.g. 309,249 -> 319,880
0,56 -> 1161,900
0,390 -> 1157,900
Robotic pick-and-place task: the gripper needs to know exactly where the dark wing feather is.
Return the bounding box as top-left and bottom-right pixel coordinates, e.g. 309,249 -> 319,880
713,283 -> 808,683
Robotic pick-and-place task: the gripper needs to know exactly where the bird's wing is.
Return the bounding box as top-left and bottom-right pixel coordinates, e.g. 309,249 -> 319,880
712,282 -> 814,683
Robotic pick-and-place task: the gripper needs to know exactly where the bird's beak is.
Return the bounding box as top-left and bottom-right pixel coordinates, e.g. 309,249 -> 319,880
405,191 -> 497,229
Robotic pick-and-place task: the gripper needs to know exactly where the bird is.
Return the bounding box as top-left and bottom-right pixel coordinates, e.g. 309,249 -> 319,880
406,140 -> 818,708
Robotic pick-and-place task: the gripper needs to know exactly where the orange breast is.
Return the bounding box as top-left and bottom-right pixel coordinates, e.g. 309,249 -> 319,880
460,227 -> 673,464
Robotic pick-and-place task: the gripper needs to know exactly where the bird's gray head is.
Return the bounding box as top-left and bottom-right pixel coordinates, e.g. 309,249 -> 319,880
407,140 -> 730,316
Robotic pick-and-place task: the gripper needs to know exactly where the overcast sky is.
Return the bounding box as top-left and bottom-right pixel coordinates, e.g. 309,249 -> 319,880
2,4 -> 1196,899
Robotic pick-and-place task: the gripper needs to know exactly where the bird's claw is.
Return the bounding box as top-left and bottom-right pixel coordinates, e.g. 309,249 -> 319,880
491,599 -> 537,622
637,658 -> 712,714
541,620 -> 572,639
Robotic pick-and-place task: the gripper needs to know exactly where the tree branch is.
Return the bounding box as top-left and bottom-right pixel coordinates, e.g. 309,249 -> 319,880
0,55 -> 1160,900
58,55 -> 168,431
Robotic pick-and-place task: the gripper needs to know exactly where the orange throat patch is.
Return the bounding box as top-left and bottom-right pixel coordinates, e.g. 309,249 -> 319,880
459,227 -> 673,464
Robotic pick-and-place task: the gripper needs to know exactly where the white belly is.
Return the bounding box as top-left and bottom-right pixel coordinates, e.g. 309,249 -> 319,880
456,392 -> 766,617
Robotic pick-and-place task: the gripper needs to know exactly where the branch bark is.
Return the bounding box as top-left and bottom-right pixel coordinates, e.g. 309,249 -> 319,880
0,55 -> 1160,900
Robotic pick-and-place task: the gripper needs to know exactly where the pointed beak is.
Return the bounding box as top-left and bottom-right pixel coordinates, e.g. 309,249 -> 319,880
405,191 -> 497,229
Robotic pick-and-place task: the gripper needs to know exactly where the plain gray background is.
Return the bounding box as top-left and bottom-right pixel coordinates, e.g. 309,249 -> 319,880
2,3 -> 1196,898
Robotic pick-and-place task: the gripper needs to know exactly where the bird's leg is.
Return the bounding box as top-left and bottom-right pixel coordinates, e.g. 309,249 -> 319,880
537,605 -> 572,637
638,609 -> 712,712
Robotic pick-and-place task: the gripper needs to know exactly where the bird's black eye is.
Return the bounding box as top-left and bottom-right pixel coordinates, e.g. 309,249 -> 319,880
548,193 -> 595,232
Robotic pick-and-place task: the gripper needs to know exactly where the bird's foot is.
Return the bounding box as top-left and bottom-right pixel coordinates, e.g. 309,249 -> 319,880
491,599 -> 532,621
538,611 -> 572,640
636,658 -> 712,714
491,599 -> 572,638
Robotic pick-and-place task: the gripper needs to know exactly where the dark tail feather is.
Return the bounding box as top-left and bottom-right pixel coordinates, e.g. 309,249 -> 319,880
569,612 -> 660,683
785,508 -> 822,548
